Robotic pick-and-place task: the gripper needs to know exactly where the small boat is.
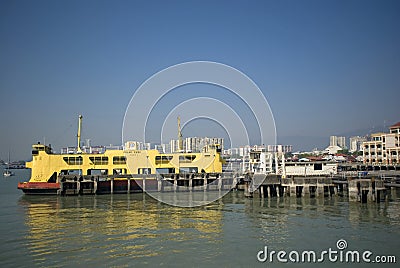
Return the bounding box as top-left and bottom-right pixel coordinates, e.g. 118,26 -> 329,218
3,151 -> 15,177
3,169 -> 14,177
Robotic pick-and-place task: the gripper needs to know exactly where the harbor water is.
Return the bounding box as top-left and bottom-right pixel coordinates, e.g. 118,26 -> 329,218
1,167 -> 399,267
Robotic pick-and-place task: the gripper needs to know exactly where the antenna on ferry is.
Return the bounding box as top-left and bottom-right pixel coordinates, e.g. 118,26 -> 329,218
178,116 -> 183,152
77,115 -> 83,153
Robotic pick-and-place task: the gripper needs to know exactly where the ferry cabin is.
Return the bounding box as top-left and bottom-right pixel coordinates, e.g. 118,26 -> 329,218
26,143 -> 223,183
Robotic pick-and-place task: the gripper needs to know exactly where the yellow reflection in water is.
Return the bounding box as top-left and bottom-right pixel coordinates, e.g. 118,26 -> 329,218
19,194 -> 223,264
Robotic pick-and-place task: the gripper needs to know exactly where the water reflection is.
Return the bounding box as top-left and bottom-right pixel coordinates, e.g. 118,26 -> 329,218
16,189 -> 400,267
241,190 -> 400,254
348,190 -> 400,227
18,194 -> 223,266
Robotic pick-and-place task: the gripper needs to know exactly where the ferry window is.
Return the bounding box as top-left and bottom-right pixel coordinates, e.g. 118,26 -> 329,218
60,169 -> 82,175
155,156 -> 173,164
138,168 -> 151,174
113,156 -> 126,165
63,156 -> 83,165
179,167 -> 198,173
113,168 -> 126,175
179,155 -> 196,162
89,156 -> 108,165
88,169 -> 108,175
156,168 -> 175,174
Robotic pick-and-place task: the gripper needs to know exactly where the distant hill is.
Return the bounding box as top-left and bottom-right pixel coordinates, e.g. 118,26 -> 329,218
278,125 -> 388,152
336,125 -> 387,138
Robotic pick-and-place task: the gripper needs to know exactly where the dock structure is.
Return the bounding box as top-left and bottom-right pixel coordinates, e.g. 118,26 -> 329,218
242,173 -> 399,203
44,167 -> 400,205
56,173 -> 236,196
348,178 -> 386,203
245,175 -> 336,199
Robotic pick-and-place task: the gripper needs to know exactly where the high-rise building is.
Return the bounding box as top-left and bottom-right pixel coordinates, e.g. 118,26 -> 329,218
170,137 -> 224,153
330,136 -> 338,147
349,136 -> 367,153
337,136 -> 346,149
170,139 -> 179,153
267,145 -> 293,153
124,141 -> 149,150
330,135 -> 346,149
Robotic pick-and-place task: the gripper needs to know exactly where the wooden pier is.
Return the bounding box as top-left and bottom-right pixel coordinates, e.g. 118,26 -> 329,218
243,173 -> 399,203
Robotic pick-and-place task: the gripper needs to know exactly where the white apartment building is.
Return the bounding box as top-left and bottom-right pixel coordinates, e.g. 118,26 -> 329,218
330,135 -> 346,148
349,136 -> 367,153
124,141 -> 150,150
267,145 -> 293,153
362,122 -> 400,165
170,137 -> 224,153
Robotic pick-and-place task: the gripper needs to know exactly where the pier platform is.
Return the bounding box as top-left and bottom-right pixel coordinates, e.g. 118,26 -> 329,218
55,173 -> 236,195
242,173 -> 398,203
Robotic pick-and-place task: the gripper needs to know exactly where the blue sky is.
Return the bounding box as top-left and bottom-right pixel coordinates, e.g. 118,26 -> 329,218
1,0 -> 399,160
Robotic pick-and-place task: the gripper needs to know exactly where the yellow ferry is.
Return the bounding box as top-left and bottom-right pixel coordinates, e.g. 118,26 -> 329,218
18,115 -> 223,194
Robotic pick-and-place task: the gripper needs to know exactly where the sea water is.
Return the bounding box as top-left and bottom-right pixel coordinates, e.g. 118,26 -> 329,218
0,167 -> 399,267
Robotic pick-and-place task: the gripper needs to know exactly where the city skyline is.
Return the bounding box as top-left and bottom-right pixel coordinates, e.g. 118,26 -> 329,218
1,0 -> 399,160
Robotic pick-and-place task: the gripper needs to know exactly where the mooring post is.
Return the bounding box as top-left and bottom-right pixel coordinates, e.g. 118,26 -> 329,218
110,178 -> 114,194
218,176 -> 222,191
174,175 -> 177,191
58,177 -> 63,195
244,181 -> 252,197
189,176 -> 193,191
76,181 -> 81,195
158,178 -> 163,192
316,184 -> 324,197
260,185 -> 264,198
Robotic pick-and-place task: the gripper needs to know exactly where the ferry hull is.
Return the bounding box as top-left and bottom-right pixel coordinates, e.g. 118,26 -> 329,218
17,182 -> 61,195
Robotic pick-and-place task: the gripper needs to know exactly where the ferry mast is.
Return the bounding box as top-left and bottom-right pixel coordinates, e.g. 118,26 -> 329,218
178,116 -> 183,152
77,115 -> 83,153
